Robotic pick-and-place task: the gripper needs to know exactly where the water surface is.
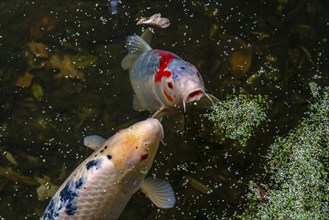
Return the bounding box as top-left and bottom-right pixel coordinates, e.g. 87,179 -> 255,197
0,0 -> 328,219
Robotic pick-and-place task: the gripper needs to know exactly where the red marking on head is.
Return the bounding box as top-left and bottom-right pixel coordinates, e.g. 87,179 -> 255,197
140,153 -> 148,160
168,82 -> 173,89
163,90 -> 173,102
135,146 -> 138,149
153,50 -> 177,82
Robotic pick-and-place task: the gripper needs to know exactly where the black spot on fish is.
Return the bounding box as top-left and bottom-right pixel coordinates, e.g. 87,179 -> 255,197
86,158 -> 102,170
107,155 -> 112,160
76,178 -> 84,188
100,150 -> 104,153
181,66 -> 185,69
104,145 -> 108,149
42,198 -> 59,219
59,178 -> 85,216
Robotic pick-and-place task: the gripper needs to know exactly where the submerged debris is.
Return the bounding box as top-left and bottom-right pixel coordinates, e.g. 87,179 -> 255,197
15,72 -> 34,88
27,42 -> 49,58
30,16 -> 55,39
136,13 -> 170,28
49,55 -> 85,81
3,151 -> 18,165
24,42 -> 49,69
0,167 -> 38,186
31,84 -> 44,102
35,175 -> 59,201
71,54 -> 97,69
183,175 -> 213,194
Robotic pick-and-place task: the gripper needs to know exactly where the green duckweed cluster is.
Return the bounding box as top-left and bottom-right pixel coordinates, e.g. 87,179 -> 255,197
240,88 -> 329,219
206,94 -> 269,147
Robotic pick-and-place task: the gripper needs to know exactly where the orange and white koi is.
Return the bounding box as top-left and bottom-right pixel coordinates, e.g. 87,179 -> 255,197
41,118 -> 175,220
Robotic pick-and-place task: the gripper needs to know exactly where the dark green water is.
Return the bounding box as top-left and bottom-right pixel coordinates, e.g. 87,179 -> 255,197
0,0 -> 328,219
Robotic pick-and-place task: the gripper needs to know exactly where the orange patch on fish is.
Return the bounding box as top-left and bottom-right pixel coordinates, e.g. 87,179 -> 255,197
163,90 -> 173,102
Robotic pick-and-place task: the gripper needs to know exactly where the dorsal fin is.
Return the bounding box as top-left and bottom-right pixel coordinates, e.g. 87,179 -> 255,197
121,32 -> 152,70
83,135 -> 106,151
141,28 -> 153,44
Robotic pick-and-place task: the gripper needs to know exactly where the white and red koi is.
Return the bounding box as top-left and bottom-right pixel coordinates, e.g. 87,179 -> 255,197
121,29 -> 218,119
41,118 -> 175,220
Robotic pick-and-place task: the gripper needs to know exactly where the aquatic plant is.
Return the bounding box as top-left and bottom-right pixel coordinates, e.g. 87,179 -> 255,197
205,94 -> 269,147
239,88 -> 329,219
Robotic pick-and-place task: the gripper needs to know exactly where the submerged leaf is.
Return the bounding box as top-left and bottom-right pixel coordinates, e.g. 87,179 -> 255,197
4,151 -> 18,165
71,54 -> 97,68
27,42 -> 49,58
31,84 -> 43,102
0,167 -> 38,186
49,55 -> 85,81
183,176 -> 213,194
35,175 -> 58,201
30,16 -> 55,39
15,72 -> 34,88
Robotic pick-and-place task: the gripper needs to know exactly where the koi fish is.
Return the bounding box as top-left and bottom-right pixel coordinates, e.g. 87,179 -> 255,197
121,29 -> 218,119
41,118 -> 175,220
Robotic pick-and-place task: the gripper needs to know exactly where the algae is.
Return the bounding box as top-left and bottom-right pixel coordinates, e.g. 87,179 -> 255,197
239,88 -> 329,219
206,94 -> 269,147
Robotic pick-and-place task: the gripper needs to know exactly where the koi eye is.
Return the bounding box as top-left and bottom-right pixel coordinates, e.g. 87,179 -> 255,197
167,82 -> 173,89
140,153 -> 148,160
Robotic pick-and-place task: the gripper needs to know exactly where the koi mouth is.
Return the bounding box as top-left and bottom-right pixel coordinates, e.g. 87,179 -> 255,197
145,118 -> 164,140
154,118 -> 164,140
182,89 -> 205,112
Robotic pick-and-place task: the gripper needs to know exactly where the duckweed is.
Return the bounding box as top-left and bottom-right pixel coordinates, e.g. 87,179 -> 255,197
239,88 -> 329,219
205,94 -> 269,147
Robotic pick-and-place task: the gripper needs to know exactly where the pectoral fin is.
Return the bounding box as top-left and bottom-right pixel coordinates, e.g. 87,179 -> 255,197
133,94 -> 146,111
196,93 -> 219,109
152,107 -> 169,119
141,28 -> 153,44
140,177 -> 176,208
83,135 -> 106,150
121,54 -> 138,70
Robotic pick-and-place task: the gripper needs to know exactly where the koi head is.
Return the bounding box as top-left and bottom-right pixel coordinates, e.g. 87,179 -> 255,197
103,118 -> 164,174
155,56 -> 207,112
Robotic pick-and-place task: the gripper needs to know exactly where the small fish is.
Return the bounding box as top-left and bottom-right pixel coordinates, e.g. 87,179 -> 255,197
121,29 -> 218,119
41,118 -> 175,220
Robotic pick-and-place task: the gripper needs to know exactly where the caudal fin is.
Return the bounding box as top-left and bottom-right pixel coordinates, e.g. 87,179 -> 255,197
121,30 -> 153,70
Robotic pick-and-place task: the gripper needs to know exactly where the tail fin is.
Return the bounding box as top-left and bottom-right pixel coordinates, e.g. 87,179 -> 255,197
121,31 -> 152,70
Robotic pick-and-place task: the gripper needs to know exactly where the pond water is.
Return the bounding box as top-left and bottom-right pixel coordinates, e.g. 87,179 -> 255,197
0,0 -> 328,219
